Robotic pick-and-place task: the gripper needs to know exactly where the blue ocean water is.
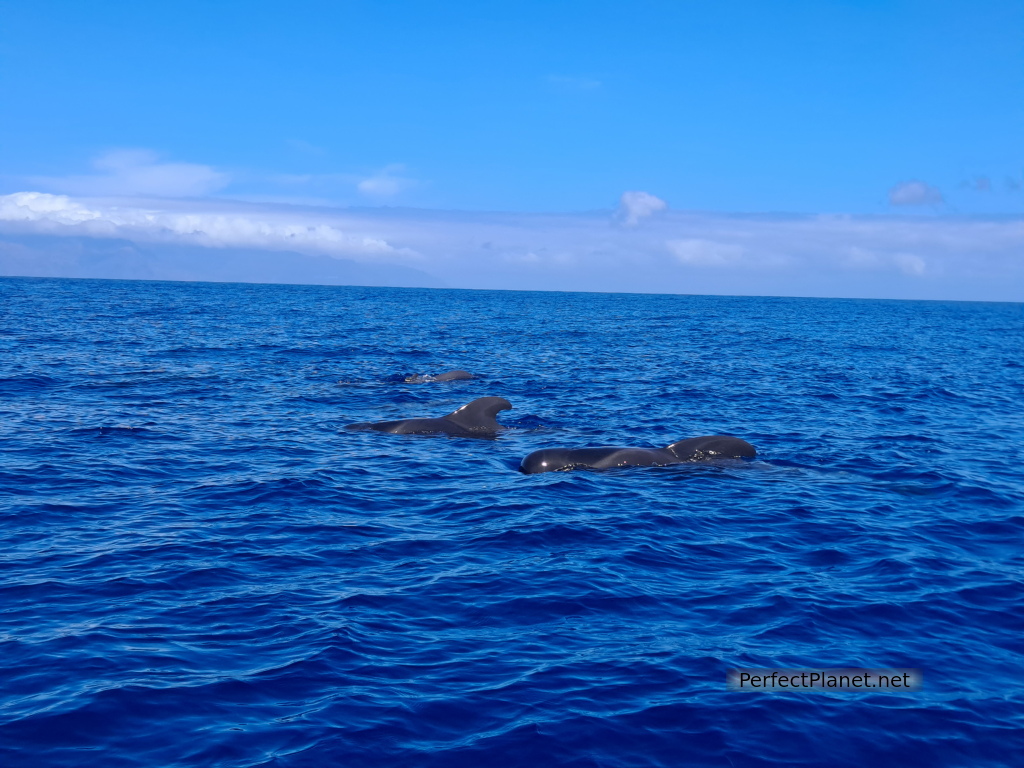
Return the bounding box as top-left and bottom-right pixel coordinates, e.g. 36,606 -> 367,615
1,276 -> 1022,768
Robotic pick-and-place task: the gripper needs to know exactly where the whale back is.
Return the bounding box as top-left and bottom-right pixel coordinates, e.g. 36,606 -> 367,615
433,369 -> 473,382
405,369 -> 474,383
443,397 -> 512,432
521,446 -> 677,473
666,435 -> 756,460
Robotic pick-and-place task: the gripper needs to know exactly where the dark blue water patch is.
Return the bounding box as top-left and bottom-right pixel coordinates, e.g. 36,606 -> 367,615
0,375 -> 63,396
0,277 -> 1022,767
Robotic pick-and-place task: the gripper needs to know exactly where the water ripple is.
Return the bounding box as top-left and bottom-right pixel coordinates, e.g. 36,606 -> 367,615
1,278 -> 1022,767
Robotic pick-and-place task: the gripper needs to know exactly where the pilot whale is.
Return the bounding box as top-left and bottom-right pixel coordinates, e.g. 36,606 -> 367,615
346,396 -> 512,437
519,435 -> 756,474
405,370 -> 474,383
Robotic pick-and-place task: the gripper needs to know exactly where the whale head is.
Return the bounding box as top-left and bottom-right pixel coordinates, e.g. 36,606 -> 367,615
519,448 -> 576,474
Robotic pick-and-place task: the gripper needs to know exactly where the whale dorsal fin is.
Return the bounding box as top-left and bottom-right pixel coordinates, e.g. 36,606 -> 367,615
443,397 -> 512,431
667,435 -> 756,459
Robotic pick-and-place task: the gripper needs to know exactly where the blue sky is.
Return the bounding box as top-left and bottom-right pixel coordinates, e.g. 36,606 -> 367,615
1,1 -> 1022,299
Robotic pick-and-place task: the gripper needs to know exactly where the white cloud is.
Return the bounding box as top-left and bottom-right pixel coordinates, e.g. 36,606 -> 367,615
356,164 -> 416,198
615,190 -> 668,226
30,149 -> 229,198
667,238 -> 745,267
0,191 -> 101,225
22,149 -> 426,204
889,180 -> 943,206
2,191 -> 1022,300
894,253 -> 926,275
0,192 -> 410,260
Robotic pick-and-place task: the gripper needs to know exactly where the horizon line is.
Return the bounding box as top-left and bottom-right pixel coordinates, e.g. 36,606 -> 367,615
2,273 -> 1020,306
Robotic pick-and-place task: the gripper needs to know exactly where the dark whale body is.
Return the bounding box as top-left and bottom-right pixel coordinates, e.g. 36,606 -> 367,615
405,369 -> 473,383
346,396 -> 512,437
520,435 -> 756,474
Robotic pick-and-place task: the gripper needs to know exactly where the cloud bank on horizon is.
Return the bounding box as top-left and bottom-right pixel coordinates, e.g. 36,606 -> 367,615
2,187 -> 1021,302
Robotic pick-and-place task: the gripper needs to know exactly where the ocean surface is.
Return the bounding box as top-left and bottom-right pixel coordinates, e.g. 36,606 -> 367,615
1,276 -> 1022,768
